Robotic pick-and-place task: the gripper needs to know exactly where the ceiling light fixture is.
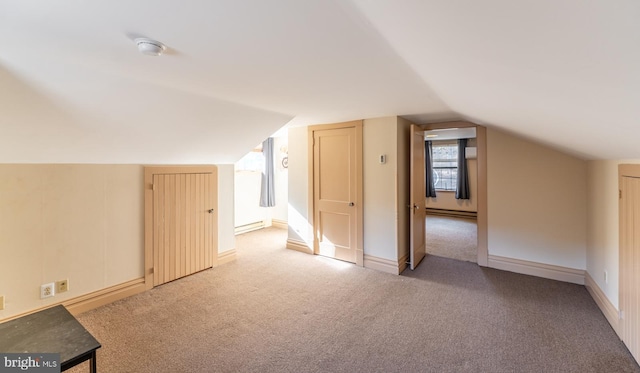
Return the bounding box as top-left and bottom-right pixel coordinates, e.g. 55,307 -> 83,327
426,134 -> 438,138
134,38 -> 166,56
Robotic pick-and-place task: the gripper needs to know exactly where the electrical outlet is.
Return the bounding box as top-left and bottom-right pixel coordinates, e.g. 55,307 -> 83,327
56,279 -> 69,293
40,283 -> 55,299
0,295 -> 4,310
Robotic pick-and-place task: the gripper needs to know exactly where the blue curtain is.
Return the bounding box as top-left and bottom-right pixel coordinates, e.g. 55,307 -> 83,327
260,137 -> 276,207
456,139 -> 470,200
425,141 -> 437,198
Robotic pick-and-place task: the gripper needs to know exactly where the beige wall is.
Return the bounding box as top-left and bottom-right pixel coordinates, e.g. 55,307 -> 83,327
363,117 -> 399,261
0,164 -> 236,320
586,159 -> 640,309
287,126 -> 312,246
217,164 -> 236,253
0,165 -> 144,319
234,170 -> 264,227
487,128 -> 587,269
273,135 -> 289,223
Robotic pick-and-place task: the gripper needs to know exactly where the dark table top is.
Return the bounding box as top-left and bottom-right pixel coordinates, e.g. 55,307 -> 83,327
0,305 -> 101,365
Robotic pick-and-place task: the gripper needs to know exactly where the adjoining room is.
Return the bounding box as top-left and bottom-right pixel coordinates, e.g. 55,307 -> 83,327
424,127 -> 478,263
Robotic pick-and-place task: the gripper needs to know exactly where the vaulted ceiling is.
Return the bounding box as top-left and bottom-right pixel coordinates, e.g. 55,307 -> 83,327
1,0 -> 637,163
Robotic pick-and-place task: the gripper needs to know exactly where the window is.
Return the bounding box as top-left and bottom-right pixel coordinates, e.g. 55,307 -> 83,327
432,142 -> 457,191
235,149 -> 264,172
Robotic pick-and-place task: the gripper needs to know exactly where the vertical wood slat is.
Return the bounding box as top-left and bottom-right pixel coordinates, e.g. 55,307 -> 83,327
200,173 -> 206,271
161,175 -> 168,284
623,177 -> 631,356
184,175 -> 193,273
195,174 -> 201,272
636,180 -> 640,360
632,178 -> 637,358
626,177 -> 631,356
622,176 -> 640,362
633,178 -> 639,360
153,175 -> 161,286
165,175 -> 173,283
171,174 -> 182,280
622,177 -> 636,354
204,173 -> 210,268
179,174 -> 186,279
632,178 -> 637,360
189,175 -> 198,272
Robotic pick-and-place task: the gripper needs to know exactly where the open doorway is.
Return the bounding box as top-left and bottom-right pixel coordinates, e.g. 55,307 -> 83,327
424,127 -> 478,263
416,122 -> 487,267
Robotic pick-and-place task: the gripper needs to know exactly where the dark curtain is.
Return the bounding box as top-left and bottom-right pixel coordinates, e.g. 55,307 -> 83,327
260,137 -> 276,207
425,140 -> 437,198
456,139 -> 470,200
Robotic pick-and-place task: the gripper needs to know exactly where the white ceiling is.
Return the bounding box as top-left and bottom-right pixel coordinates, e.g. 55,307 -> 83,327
0,0 -> 637,163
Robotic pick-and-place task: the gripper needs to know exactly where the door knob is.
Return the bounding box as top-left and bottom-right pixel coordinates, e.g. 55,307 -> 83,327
348,202 -> 355,206
208,209 -> 214,214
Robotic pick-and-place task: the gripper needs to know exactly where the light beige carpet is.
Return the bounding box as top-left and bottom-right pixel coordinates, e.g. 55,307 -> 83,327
426,215 -> 477,263
67,227 -> 639,373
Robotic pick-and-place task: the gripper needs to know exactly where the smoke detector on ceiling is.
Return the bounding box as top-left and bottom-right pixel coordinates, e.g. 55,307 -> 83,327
134,38 -> 166,56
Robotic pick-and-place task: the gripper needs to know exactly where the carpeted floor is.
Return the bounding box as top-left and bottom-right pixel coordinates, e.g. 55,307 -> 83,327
426,215 -> 477,263
68,227 -> 639,373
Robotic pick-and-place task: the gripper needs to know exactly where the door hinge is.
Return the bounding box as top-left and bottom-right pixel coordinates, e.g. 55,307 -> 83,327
620,309 -> 624,320
619,189 -> 622,199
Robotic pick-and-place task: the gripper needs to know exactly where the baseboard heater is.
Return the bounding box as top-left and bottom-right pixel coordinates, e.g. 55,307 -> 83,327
426,208 -> 477,220
235,221 -> 265,235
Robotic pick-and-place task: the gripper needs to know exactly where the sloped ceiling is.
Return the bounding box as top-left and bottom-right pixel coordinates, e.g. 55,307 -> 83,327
0,0 -> 637,163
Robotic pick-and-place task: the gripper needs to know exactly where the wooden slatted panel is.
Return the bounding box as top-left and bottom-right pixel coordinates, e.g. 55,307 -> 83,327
636,181 -> 640,361
168,174 -> 175,283
187,173 -> 195,275
184,174 -> 194,273
622,176 -> 640,361
153,172 -> 215,286
153,175 -> 161,285
204,173 -> 211,269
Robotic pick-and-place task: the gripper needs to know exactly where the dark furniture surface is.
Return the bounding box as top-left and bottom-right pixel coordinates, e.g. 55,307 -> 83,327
0,305 -> 101,372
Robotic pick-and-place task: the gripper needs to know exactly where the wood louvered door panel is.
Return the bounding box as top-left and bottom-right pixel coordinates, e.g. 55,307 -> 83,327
621,174 -> 640,361
153,171 -> 216,286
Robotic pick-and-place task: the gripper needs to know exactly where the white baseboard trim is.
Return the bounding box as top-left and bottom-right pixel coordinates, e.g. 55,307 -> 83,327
585,272 -> 620,338
271,219 -> 288,230
488,255 -> 585,285
235,221 -> 265,235
286,239 -> 313,255
218,249 -> 237,265
364,254 -> 408,275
